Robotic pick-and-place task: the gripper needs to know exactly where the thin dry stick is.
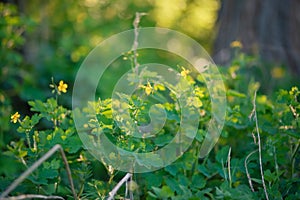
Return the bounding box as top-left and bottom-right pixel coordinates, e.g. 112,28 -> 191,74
244,150 -> 258,192
107,13 -> 147,200
1,194 -> 64,200
107,173 -> 132,200
227,147 -> 232,188
129,174 -> 134,200
125,179 -> 129,198
291,139 -> 300,177
273,146 -> 279,180
0,144 -> 77,200
251,90 -> 269,200
132,12 -> 147,74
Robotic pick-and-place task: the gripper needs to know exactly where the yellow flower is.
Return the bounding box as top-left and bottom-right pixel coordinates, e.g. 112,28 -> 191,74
58,80 -> 68,93
230,40 -> 243,48
271,67 -> 284,79
200,109 -> 206,117
289,86 -> 299,95
180,67 -> 190,78
292,86 -> 298,92
144,82 -> 153,95
11,112 -> 20,123
154,84 -> 165,91
194,87 -> 205,98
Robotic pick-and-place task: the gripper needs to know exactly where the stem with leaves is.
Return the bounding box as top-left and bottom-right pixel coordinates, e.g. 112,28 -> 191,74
106,12 -> 148,200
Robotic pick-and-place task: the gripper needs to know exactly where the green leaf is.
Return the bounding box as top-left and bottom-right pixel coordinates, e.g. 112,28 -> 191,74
66,135 -> 82,153
160,185 -> 174,198
216,146 -> 230,164
152,186 -> 174,198
284,129 -> 300,139
154,134 -> 172,147
197,164 -> 211,178
144,172 -> 163,190
50,159 -> 60,170
196,129 -> 205,142
27,175 -> 48,185
227,90 -> 246,98
28,100 -> 46,112
18,150 -> 27,158
136,153 -> 163,169
165,176 -> 183,194
39,168 -> 58,179
31,114 -> 41,126
46,98 -> 58,108
191,174 -> 206,189
251,178 -> 262,184
164,164 -> 179,176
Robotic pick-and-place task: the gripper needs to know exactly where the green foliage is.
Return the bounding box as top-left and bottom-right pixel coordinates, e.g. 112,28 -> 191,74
1,2 -> 300,199
2,58 -> 300,199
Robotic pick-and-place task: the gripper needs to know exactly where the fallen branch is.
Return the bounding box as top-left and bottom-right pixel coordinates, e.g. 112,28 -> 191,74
0,144 -> 77,200
0,194 -> 64,200
107,173 -> 132,200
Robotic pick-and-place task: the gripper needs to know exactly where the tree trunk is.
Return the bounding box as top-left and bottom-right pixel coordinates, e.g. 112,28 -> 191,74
213,0 -> 300,74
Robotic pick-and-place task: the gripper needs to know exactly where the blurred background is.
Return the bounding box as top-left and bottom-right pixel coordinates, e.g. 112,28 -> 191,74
1,0 -> 299,144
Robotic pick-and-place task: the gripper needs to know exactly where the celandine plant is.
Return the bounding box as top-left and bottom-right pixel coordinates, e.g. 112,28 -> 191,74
2,64 -> 300,200
1,13 -> 299,200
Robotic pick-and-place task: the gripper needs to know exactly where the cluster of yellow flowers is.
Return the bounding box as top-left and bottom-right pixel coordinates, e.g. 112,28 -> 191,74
11,80 -> 68,124
140,81 -> 166,96
289,86 -> 299,95
140,67 -> 192,96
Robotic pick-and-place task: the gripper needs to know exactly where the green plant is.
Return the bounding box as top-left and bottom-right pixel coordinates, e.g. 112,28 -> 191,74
2,61 -> 300,199
1,6 -> 300,199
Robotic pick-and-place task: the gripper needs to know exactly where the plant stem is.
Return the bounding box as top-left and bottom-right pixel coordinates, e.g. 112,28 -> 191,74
245,150 -> 258,192
273,146 -> 279,180
291,139 -> 300,177
25,131 -> 32,149
0,194 -> 65,200
0,144 -> 77,200
251,90 -> 269,200
132,12 -> 147,74
129,174 -> 134,200
227,147 -> 232,188
107,173 -> 132,200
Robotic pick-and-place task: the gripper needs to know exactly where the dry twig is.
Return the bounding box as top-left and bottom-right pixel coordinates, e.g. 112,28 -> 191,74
107,173 -> 132,200
250,90 -> 269,200
106,12 -> 147,200
0,144 -> 77,200
132,12 -> 147,74
227,147 -> 232,188
0,194 -> 65,200
244,150 -> 258,192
